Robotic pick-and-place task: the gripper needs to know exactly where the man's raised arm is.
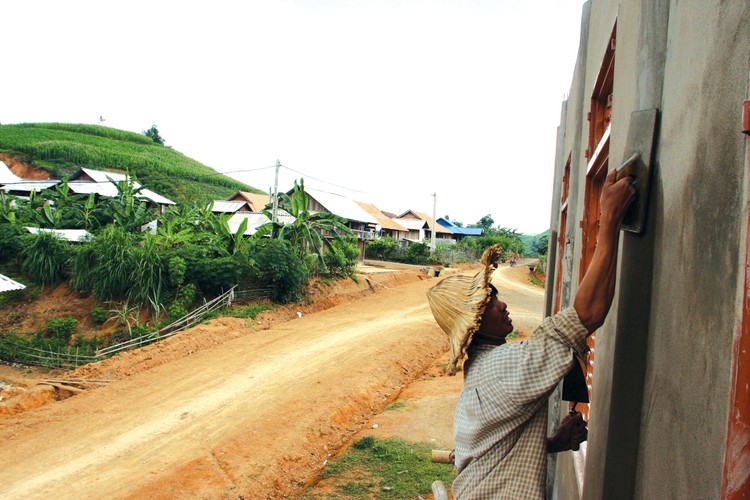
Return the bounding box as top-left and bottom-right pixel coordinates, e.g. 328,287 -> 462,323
573,168 -> 636,332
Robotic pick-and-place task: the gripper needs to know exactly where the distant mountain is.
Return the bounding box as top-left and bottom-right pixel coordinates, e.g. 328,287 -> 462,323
520,229 -> 551,257
0,123 -> 263,203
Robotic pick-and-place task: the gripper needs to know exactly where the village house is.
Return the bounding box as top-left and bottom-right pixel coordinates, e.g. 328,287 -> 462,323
394,209 -> 453,243
435,217 -> 484,242
67,167 -> 175,215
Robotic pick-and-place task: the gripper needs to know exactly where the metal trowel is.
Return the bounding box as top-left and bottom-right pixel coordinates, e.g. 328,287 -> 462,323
615,108 -> 660,233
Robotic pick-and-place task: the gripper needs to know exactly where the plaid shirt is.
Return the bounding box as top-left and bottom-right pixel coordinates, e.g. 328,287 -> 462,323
452,307 -> 589,499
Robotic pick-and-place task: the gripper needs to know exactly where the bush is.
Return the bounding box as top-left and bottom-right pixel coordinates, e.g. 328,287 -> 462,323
248,239 -> 307,304
20,230 -> 70,286
90,306 -> 109,324
323,237 -> 360,278
0,223 -> 25,263
45,317 -> 78,344
186,255 -> 249,296
405,242 -> 430,263
365,237 -> 398,260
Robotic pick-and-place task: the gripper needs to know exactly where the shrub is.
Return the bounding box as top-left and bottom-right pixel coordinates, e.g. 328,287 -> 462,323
167,255 -> 186,287
405,242 -> 430,263
20,230 -> 70,286
168,303 -> 189,321
90,306 -> 109,324
323,237 -> 360,278
365,237 -> 398,260
186,255 -> 249,296
45,317 -> 78,344
248,239 -> 307,304
0,223 -> 25,263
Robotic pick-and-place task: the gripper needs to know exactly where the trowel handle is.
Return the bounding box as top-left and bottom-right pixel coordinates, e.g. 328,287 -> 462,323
569,406 -> 581,451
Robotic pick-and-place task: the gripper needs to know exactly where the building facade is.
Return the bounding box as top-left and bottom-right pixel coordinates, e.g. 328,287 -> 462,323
546,1 -> 750,498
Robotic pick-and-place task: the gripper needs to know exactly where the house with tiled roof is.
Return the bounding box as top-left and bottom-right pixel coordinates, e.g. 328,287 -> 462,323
395,209 -> 454,242
226,191 -> 273,212
354,200 -> 408,240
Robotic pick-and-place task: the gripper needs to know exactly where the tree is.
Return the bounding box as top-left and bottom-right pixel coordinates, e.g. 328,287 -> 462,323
471,215 -> 495,234
532,234 -> 549,256
143,124 -> 165,145
255,178 -> 352,262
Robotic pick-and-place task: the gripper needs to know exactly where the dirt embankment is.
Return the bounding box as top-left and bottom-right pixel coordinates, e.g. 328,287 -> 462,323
0,153 -> 54,180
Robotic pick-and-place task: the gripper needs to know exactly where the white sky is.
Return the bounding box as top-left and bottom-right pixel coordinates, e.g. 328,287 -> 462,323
2,0 -> 586,235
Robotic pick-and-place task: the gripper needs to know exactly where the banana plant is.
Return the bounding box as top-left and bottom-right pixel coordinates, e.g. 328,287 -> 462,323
256,178 -> 352,262
0,192 -> 17,224
209,214 -> 249,256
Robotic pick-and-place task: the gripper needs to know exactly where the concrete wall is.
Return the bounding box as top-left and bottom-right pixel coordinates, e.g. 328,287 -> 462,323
547,0 -> 750,498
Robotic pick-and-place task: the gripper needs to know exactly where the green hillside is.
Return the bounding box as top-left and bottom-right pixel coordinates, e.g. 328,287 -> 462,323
0,123 -> 263,202
519,229 -> 550,257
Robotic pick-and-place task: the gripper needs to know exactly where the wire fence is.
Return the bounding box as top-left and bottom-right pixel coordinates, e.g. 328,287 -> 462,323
0,286 -> 238,370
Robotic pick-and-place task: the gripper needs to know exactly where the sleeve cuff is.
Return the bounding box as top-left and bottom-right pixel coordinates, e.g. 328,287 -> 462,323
549,307 -> 590,356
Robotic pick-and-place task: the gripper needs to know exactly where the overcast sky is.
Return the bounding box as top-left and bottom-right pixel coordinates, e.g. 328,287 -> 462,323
2,0 -> 586,235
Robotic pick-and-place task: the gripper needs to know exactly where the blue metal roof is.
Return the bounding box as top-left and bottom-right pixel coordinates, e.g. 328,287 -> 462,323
436,218 -> 483,236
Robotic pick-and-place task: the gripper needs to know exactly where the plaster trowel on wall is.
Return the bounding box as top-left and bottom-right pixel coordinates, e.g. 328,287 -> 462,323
615,108 -> 659,233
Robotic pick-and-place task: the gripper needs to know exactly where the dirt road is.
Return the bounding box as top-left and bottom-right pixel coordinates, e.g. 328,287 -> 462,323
0,261 -> 543,499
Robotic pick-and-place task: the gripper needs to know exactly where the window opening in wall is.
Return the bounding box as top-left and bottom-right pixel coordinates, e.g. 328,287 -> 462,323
554,154 -> 572,314
586,23 -> 616,163
577,21 -> 616,423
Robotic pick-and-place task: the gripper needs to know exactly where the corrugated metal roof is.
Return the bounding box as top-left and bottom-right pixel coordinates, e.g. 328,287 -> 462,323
394,218 -> 429,230
306,189 -> 379,224
68,182 -> 175,205
139,188 -> 175,205
211,200 -> 249,213
77,167 -> 128,183
0,274 -> 26,293
25,227 -> 93,242
228,212 -> 270,235
1,180 -> 60,192
0,161 -> 24,184
437,218 -> 483,236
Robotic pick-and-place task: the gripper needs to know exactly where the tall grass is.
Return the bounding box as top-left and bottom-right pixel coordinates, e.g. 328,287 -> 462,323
128,235 -> 166,307
87,225 -> 136,301
20,231 -> 70,286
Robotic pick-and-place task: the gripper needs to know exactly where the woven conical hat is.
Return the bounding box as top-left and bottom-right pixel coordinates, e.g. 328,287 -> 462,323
426,245 -> 501,375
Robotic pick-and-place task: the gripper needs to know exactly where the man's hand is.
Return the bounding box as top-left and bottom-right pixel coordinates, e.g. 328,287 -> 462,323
573,168 -> 636,332
547,412 -> 588,453
599,168 -> 637,227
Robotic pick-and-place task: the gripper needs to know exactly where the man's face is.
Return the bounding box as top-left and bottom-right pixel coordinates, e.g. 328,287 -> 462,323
479,295 -> 514,338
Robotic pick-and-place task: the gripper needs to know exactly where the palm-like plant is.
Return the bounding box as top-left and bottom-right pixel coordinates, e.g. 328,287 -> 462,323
99,173 -> 156,232
256,179 -> 352,261
209,214 -> 249,256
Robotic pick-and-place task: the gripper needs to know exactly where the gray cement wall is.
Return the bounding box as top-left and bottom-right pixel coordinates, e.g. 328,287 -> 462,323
548,0 -> 750,498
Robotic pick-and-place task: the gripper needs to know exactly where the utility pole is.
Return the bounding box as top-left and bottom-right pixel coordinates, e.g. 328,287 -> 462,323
431,192 -> 437,255
272,159 -> 280,223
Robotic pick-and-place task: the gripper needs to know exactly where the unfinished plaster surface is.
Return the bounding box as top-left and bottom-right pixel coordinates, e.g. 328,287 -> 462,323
549,0 -> 750,499
633,1 -> 750,498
